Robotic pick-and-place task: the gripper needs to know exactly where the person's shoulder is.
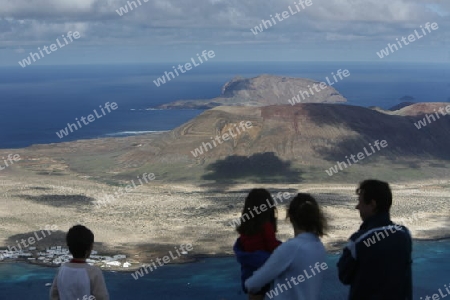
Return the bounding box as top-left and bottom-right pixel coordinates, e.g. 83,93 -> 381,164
391,223 -> 413,240
274,237 -> 297,251
85,264 -> 104,275
349,228 -> 367,241
280,234 -> 319,250
87,264 -> 103,271
392,223 -> 411,233
59,262 -> 83,270
279,234 -> 325,258
265,239 -> 298,262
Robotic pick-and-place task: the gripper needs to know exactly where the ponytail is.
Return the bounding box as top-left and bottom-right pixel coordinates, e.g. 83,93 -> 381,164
287,193 -> 327,237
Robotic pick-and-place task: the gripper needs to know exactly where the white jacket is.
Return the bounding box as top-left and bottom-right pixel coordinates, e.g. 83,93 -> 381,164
245,232 -> 327,300
50,263 -> 109,300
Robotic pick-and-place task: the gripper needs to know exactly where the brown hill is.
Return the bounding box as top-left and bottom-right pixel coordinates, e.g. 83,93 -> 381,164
12,102 -> 450,184
393,102 -> 450,116
389,102 -> 416,111
153,103 -> 450,163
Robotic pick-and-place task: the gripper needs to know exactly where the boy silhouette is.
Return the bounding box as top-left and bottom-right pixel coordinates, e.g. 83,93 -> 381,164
50,225 -> 109,300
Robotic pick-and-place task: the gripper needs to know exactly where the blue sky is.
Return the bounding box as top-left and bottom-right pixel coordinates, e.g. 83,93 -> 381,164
0,0 -> 449,66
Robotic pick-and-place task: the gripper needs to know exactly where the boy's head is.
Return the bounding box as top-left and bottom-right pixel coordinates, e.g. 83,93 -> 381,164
66,225 -> 94,259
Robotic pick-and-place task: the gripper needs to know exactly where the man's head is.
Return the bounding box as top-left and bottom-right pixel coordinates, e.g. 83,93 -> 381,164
66,225 -> 94,259
355,179 -> 392,221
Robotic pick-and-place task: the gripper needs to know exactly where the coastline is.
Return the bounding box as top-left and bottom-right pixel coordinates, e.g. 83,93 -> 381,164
2,236 -> 449,273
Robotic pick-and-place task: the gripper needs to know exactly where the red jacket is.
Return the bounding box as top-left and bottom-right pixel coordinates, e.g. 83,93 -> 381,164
240,222 -> 281,253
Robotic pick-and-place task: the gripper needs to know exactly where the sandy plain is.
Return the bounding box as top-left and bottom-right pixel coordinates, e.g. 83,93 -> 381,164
1,165 -> 449,269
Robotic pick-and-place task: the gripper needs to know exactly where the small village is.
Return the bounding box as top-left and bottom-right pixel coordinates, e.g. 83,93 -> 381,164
0,246 -> 132,269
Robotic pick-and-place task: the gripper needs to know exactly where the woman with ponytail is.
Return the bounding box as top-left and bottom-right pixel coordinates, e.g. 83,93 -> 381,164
244,193 -> 328,300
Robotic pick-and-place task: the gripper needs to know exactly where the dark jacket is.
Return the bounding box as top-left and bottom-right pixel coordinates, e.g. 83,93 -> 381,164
337,212 -> 413,300
233,238 -> 272,293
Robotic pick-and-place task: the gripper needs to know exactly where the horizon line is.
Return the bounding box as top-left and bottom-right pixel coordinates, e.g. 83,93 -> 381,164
1,60 -> 449,68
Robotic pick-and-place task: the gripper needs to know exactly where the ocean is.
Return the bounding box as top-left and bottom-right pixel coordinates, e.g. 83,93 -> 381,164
1,62 -> 449,299
1,239 -> 449,299
0,61 -> 448,149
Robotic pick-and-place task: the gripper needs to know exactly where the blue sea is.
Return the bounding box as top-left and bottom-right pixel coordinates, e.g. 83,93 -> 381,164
1,239 -> 449,299
0,61 -> 449,149
1,62 -> 449,299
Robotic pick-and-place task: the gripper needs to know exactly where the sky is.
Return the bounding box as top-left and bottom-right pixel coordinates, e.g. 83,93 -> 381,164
0,0 -> 449,66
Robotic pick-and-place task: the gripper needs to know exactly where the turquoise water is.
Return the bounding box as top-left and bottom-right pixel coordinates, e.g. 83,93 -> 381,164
1,239 -> 449,299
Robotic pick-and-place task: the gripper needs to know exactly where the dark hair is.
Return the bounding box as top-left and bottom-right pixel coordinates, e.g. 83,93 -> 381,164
287,193 -> 327,237
66,225 -> 94,258
356,179 -> 392,213
237,189 -> 277,236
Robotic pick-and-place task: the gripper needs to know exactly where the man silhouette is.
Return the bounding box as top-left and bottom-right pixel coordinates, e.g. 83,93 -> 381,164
337,179 -> 412,300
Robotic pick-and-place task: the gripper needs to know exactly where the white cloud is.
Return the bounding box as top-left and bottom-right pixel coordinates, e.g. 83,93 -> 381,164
0,0 -> 447,55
